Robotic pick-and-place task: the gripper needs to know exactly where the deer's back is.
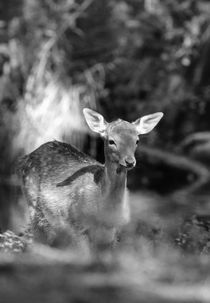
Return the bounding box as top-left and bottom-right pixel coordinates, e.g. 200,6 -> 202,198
18,140 -> 104,213
18,140 -> 100,185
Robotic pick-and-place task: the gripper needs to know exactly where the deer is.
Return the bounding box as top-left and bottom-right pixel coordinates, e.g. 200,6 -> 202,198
17,108 -> 163,251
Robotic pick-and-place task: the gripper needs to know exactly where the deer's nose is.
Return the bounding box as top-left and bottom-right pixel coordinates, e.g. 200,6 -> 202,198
125,158 -> 136,169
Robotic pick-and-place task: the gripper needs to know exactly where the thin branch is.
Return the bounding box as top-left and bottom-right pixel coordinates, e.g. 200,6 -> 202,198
178,132 -> 210,152
139,145 -> 210,195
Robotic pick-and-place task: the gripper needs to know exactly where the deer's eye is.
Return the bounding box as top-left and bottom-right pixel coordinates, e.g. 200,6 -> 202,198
136,139 -> 139,145
109,139 -> 116,146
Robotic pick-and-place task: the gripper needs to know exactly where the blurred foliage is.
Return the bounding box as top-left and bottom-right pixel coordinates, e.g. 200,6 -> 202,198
99,0 -> 210,147
0,230 -> 31,252
1,0 -> 210,152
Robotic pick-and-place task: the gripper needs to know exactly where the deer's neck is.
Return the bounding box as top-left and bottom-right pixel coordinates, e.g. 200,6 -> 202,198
103,158 -> 127,203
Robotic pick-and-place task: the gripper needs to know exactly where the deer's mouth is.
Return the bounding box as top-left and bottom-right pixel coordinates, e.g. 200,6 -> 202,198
118,160 -> 136,171
116,163 -> 133,174
125,162 -> 135,169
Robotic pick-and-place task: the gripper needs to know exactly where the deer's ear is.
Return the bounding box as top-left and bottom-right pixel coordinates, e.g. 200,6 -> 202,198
83,108 -> 108,136
133,112 -> 164,135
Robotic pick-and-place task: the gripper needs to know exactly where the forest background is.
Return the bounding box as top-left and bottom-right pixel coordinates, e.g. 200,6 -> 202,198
1,1 -> 210,302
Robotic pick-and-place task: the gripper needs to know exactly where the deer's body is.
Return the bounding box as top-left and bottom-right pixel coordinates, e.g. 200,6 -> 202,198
18,109 -> 163,249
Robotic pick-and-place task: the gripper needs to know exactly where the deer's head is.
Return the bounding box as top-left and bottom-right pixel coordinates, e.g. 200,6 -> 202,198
83,108 -> 163,170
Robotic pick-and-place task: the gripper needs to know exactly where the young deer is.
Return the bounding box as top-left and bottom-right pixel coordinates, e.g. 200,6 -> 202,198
18,108 -> 163,250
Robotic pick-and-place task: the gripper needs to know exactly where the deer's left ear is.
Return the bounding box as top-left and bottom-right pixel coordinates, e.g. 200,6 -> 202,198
83,108 -> 108,136
133,112 -> 164,135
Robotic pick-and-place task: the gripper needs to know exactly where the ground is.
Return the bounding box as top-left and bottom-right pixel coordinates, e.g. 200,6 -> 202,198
1,190 -> 210,303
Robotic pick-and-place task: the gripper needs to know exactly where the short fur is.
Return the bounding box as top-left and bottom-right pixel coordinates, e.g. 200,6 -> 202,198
17,109 -> 163,250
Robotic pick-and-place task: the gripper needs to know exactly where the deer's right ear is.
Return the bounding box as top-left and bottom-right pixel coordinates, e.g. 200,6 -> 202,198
133,112 -> 164,135
83,108 -> 108,136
